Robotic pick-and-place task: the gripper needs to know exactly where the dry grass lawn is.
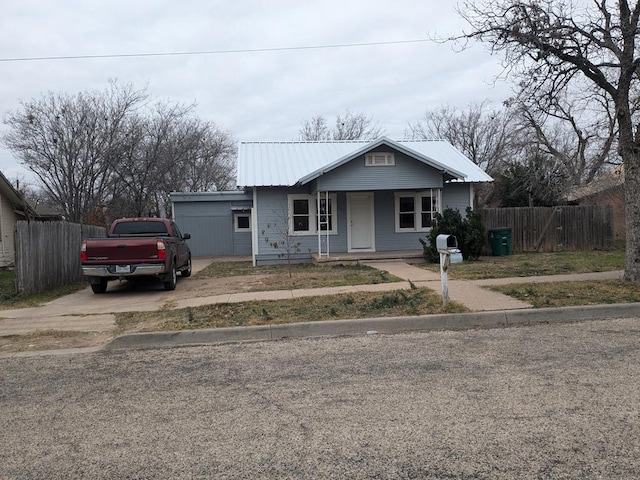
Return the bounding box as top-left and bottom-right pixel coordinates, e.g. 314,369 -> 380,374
115,288 -> 467,334
420,250 -> 624,280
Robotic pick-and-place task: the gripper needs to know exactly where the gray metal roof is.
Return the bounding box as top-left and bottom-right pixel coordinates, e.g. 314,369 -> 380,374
237,137 -> 493,187
170,191 -> 252,202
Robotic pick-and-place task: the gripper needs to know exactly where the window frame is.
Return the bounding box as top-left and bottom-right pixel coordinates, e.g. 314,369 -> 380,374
394,190 -> 441,233
234,212 -> 252,232
287,194 -> 338,236
365,152 -> 395,167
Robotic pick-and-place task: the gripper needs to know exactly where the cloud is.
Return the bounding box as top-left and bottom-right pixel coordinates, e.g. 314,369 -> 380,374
0,0 -> 510,183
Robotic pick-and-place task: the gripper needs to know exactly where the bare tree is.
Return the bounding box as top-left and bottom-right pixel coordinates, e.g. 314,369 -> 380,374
3,82 -> 237,224
169,121 -> 237,193
508,82 -> 620,186
491,151 -> 571,207
299,111 -> 384,141
261,204 -> 306,278
2,81 -> 146,223
299,116 -> 331,141
406,101 -> 517,174
109,102 -> 196,218
457,0 -> 640,281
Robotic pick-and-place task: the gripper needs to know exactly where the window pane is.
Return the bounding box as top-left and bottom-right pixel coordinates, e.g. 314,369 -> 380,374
293,216 -> 309,231
319,199 -> 332,214
421,196 -> 432,212
421,213 -> 432,228
237,215 -> 250,229
399,213 -> 415,229
399,197 -> 414,213
319,216 -> 333,231
293,199 -> 309,215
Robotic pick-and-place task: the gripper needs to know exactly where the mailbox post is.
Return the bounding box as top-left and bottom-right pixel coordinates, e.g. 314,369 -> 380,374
436,234 -> 463,304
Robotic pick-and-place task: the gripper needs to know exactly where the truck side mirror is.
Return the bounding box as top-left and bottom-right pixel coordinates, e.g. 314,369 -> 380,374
183,233 -> 191,240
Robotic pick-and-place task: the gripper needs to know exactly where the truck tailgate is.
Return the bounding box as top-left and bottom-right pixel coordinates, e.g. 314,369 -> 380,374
84,238 -> 162,264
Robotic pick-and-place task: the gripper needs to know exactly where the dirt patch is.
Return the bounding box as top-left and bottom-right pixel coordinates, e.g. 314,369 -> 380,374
0,331 -> 113,354
180,274 -> 276,298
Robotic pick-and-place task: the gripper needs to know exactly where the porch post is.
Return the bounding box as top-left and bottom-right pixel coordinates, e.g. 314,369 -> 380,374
251,189 -> 258,267
317,191 -> 330,258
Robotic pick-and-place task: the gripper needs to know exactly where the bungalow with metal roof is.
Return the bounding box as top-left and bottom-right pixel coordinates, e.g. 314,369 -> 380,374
171,137 -> 492,264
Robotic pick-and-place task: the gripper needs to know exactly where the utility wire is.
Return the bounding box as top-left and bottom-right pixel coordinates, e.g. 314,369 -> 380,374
0,39 -> 429,63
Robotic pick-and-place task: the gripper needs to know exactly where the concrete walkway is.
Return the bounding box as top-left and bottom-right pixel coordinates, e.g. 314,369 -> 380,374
363,261 -> 533,311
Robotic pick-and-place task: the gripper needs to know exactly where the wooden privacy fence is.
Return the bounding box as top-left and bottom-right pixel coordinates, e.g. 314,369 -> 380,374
15,221 -> 106,295
479,206 -> 614,253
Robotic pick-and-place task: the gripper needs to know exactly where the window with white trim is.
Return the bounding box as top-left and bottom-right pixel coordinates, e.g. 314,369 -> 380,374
234,212 -> 251,232
365,152 -> 395,166
395,190 -> 441,232
288,194 -> 337,235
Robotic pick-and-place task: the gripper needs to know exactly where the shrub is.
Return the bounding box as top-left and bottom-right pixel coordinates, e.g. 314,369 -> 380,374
420,207 -> 486,263
462,207 -> 486,260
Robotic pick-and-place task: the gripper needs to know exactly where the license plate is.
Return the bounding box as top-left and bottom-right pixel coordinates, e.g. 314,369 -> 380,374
115,265 -> 131,274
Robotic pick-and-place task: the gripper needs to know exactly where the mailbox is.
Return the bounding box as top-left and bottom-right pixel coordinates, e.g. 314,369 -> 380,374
436,234 -> 458,252
436,234 -> 463,305
436,234 -> 463,265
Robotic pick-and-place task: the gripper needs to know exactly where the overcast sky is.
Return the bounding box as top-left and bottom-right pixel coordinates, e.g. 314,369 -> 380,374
0,0 -> 511,183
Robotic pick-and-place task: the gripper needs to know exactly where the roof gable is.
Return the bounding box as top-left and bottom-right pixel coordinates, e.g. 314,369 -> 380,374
297,137 -> 466,185
237,137 -> 493,187
0,171 -> 42,218
0,171 -> 23,206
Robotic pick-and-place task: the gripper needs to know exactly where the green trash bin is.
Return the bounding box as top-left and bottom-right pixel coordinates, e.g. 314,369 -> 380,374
489,228 -> 512,256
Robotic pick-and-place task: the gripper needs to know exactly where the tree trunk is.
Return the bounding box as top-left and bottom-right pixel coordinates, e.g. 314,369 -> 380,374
624,150 -> 640,281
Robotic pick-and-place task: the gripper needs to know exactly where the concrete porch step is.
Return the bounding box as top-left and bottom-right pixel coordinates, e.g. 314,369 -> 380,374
312,250 -> 424,265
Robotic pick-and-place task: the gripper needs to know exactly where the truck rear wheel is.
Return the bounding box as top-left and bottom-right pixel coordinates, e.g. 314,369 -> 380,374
163,263 -> 177,291
90,279 -> 108,294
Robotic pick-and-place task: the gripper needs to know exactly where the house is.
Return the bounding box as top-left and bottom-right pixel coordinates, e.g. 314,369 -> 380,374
171,137 -> 492,265
0,171 -> 39,267
170,190 -> 253,257
567,166 -> 625,241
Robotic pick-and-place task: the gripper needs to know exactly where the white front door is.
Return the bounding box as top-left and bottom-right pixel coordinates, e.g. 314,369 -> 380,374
347,192 -> 375,252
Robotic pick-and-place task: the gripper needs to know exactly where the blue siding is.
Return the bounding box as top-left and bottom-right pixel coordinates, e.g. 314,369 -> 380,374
173,199 -> 252,256
442,183 -> 471,214
254,187 -> 349,263
373,191 -> 427,251
173,180 -> 475,263
176,215 -> 233,256
233,231 -> 252,255
314,151 -> 443,191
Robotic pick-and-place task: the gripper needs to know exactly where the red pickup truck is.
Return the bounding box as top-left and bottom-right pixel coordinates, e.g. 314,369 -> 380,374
81,217 -> 192,294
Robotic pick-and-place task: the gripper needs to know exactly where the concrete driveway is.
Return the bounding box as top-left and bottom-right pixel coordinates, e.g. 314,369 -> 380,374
2,318 -> 639,478
0,258 -> 215,336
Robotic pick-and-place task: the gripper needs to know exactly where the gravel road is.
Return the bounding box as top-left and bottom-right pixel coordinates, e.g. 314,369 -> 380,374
2,318 -> 640,479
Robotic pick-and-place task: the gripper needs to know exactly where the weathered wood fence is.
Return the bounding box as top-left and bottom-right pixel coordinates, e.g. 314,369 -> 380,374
479,206 -> 614,253
15,221 -> 106,295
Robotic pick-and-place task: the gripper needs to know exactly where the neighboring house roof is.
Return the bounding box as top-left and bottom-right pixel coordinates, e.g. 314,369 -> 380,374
237,137 -> 493,187
0,170 -> 39,218
566,165 -> 624,202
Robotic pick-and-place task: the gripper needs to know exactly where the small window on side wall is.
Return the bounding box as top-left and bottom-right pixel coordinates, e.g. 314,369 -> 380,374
234,213 -> 251,232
